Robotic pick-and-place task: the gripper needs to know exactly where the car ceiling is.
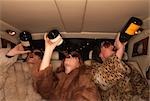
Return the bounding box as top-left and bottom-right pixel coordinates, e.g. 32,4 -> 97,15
0,0 -> 149,34
1,0 -> 148,60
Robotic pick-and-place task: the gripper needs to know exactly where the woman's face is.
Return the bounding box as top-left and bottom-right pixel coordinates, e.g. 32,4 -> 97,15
26,50 -> 42,64
99,45 -> 114,61
64,54 -> 80,74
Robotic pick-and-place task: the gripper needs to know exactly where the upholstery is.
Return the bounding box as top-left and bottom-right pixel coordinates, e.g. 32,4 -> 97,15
84,50 -> 93,66
51,51 -> 62,71
126,61 -> 144,77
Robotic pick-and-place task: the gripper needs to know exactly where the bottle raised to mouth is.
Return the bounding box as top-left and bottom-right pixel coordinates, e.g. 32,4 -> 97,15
19,31 -> 33,50
119,17 -> 143,43
47,29 -> 63,46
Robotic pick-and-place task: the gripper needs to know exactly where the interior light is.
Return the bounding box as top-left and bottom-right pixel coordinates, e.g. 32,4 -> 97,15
83,46 -> 85,48
87,43 -> 90,45
6,30 -> 16,36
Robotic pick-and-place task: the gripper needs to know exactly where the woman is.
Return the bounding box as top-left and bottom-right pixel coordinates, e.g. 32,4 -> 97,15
91,34 -> 149,101
0,44 -> 43,101
34,33 -> 101,101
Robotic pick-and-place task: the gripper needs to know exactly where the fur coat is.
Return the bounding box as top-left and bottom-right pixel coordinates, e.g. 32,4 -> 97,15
0,48 -> 43,101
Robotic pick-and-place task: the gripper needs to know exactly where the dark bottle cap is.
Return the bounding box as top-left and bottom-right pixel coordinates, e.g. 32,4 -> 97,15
130,17 -> 143,25
47,29 -> 60,39
20,31 -> 32,41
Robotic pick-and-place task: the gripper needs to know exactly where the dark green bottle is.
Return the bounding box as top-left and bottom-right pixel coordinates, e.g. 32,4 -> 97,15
20,31 -> 33,50
119,17 -> 143,42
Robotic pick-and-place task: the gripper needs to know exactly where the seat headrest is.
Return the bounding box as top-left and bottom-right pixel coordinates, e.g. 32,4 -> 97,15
84,50 -> 93,66
122,52 -> 128,61
89,50 -> 93,59
51,51 -> 59,60
84,60 -> 92,66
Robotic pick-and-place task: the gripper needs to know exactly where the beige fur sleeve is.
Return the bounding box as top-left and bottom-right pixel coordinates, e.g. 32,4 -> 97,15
0,48 -> 18,73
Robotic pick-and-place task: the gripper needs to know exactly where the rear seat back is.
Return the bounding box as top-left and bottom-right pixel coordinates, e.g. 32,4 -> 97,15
84,50 -> 93,66
51,51 -> 62,71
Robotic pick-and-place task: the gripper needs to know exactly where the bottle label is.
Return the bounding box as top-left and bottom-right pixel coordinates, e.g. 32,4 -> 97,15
21,41 -> 30,47
125,23 -> 140,35
50,35 -> 63,46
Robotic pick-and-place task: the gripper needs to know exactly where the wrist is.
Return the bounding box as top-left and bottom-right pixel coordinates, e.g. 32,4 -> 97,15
5,54 -> 14,58
45,47 -> 54,51
6,50 -> 16,57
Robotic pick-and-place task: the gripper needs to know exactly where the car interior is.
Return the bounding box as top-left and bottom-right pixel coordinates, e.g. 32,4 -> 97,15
0,0 -> 149,100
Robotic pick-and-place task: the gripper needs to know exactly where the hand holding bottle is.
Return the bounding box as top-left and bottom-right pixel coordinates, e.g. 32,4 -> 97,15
114,33 -> 127,50
39,33 -> 62,71
44,33 -> 62,50
47,29 -> 63,46
115,33 -> 127,59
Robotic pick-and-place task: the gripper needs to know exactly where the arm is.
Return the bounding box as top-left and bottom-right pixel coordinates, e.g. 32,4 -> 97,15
34,33 -> 62,99
0,48 -> 17,68
39,33 -> 62,71
114,33 -> 127,59
0,44 -> 30,68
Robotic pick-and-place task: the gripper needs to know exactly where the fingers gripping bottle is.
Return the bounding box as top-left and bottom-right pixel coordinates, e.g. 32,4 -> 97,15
47,29 -> 63,46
